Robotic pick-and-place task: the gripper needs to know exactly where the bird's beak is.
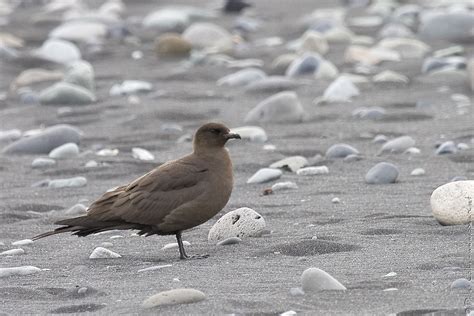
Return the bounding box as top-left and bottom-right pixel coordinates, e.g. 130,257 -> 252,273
225,133 -> 241,140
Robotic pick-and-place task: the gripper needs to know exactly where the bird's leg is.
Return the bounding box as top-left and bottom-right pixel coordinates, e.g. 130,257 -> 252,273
175,231 -> 209,260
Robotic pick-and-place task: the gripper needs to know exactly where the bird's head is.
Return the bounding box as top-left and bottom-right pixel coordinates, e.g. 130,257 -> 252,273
193,122 -> 241,152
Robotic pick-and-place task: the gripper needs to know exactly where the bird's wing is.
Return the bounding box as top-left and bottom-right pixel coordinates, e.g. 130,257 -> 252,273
86,157 -> 209,226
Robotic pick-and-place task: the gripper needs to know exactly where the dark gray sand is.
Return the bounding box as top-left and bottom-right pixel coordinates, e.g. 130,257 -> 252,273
0,0 -> 473,315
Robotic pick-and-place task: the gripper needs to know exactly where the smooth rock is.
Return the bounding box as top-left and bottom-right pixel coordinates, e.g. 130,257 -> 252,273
293,31 -> 329,55
332,197 -> 341,204
143,8 -> 190,33
297,166 -> 329,176
352,107 -> 386,119
271,54 -> 298,74
245,76 -> 299,94
365,162 -> 399,184
63,60 -> 95,92
40,82 -> 96,105
0,129 -> 21,143
270,156 -> 308,172
2,124 -> 82,155
431,180 -> 474,225
247,168 -> 282,184
422,56 -> 466,74
110,80 -> 153,96
0,266 -> 41,278
216,237 -> 242,246
217,68 -> 266,87
208,207 -> 265,242
162,241 -> 191,250
301,268 -> 346,291
48,176 -> 87,188
419,12 -> 474,43
343,154 -> 362,162
48,142 -> 79,159
404,147 -> 421,155
410,168 -> 425,176
380,136 -> 415,154
436,141 -> 457,155
10,69 -> 63,92
132,148 -> 155,161
344,45 -> 400,65
34,38 -> 81,64
285,53 -> 321,78
89,247 -> 121,259
326,144 -> 359,159
373,71 -> 409,84
85,160 -> 99,168
230,126 -> 267,143
154,33 -> 192,57
450,278 -> 472,289
64,204 -> 88,216
182,22 -> 233,52
271,181 -> 298,191
0,248 -> 25,256
32,157 -> 56,168
12,239 -> 33,246
138,264 -> 172,273
289,287 -> 305,296
244,91 -> 306,123
321,76 -> 359,103
378,23 -> 414,38
377,38 -> 430,59
49,21 -> 107,44
142,288 -> 206,308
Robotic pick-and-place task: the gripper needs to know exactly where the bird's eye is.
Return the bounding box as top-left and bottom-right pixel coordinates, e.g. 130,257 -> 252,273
210,128 -> 220,134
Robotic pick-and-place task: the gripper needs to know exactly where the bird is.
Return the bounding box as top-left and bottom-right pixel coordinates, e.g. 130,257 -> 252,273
33,122 -> 241,260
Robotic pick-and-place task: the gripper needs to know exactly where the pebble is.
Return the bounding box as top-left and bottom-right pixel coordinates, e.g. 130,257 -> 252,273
63,60 -> 95,92
182,22 -> 233,52
450,278 -> 472,289
321,76 -> 360,103
410,168 -> 425,176
285,53 -> 321,78
162,241 -> 191,250
154,33 -> 192,57
217,68 -> 266,87
0,266 -> 42,278
291,30 -> 328,55
230,126 -> 267,143
244,91 -> 306,123
379,136 -> 415,154
383,272 -> 397,278
2,124 -> 82,155
373,71 -> 409,84
244,76 -> 299,94
297,166 -> 329,176
271,181 -> 298,192
89,247 -> 121,259
138,265 -> 173,273
365,162 -> 399,184
422,56 -> 466,74
10,69 -> 63,92
301,267 -> 346,292
142,288 -> 206,308
289,287 -> 305,296
326,144 -> 359,159
457,143 -> 469,151
435,141 -> 457,155
247,168 -> 282,184
352,107 -> 386,120
48,176 -> 87,189
376,38 -> 430,59
49,21 -> 108,44
32,157 -> 56,168
101,242 -> 113,248
208,207 -> 266,242
431,180 -> 474,225
344,154 -> 362,162
85,160 -> 99,168
224,0 -> 251,13
34,38 -> 81,64
378,23 -> 414,38
48,142 -> 79,159
404,147 -> 421,155
142,8 -> 191,33
373,135 -> 388,144
270,156 -> 308,172
419,12 -> 474,43
96,148 -> 119,156
132,147 -> 155,161
40,82 -> 96,105
331,197 -> 341,204
344,45 -> 400,65
280,311 -> 297,316
11,239 -> 33,246
216,237 -> 242,246
110,80 -> 153,96
0,248 -> 25,256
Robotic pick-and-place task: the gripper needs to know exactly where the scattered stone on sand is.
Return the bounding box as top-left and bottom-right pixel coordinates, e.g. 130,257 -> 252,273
162,241 -> 191,250
422,56 -> 466,74
285,53 -> 330,78
326,144 -> 359,159
431,180 -> 474,225
344,154 -> 362,162
289,30 -> 329,55
331,197 -> 341,204
216,236 -> 242,246
244,76 -> 299,94
435,141 -> 457,155
89,247 -> 121,259
110,80 -> 153,96
289,287 -> 305,296
383,272 -> 397,278
39,82 -> 96,105
379,136 -> 415,154
376,38 -> 430,59
32,157 -> 56,168
2,124 -> 82,155
271,181 -> 298,192
344,45 -> 400,65
34,38 -> 81,64
183,22 -> 233,52
64,203 -> 88,216
217,68 -> 266,87
48,176 -> 87,189
85,160 -> 99,168
378,23 -> 414,39
404,147 -> 421,155
138,265 -> 173,273
48,142 -> 79,159
132,147 -> 155,161
365,162 -> 399,184
96,148 -> 119,156
11,239 -> 33,246
0,248 -> 25,256
142,288 -> 206,308
352,107 -> 386,120
410,168 -> 425,176
142,8 -> 192,33
49,20 -> 108,44
450,278 -> 472,290
301,267 -> 346,292
208,207 -> 265,242
372,70 -> 409,84
154,33 -> 192,57
297,166 -> 329,176
63,60 -> 95,92
230,126 -> 267,143
270,156 -> 308,172
419,12 -> 474,43
457,143 -> 469,151
10,68 -> 63,92
319,76 -> 360,103
0,266 -> 41,278
244,91 -> 306,123
247,168 -> 282,184
0,129 -> 21,143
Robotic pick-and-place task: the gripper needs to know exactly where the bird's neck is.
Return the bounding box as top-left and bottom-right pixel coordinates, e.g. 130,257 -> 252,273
193,146 -> 230,161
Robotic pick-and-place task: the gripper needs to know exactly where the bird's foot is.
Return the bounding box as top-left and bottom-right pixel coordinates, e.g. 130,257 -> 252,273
180,253 -> 209,260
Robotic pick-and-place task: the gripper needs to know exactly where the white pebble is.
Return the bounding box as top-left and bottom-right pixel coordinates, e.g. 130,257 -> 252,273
331,197 -> 341,204
32,157 -> 56,168
49,142 -> 79,159
12,239 -> 33,246
230,126 -> 267,143
247,168 -> 282,184
208,207 -> 265,242
410,168 -> 425,176
96,148 -> 119,156
270,156 -> 308,172
1,248 -> 25,256
0,266 -> 42,278
271,181 -> 298,191
138,265 -> 173,273
383,272 -> 397,277
132,147 -> 155,161
85,160 -> 99,168
301,267 -> 346,291
89,247 -> 121,259
142,288 -> 206,308
48,176 -> 87,188
162,241 -> 190,250
297,166 -> 329,176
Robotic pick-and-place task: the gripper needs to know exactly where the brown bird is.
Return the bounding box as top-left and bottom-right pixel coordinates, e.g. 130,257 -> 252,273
33,122 -> 241,259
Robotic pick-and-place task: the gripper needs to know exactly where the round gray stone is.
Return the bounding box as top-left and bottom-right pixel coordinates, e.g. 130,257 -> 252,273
40,82 -> 96,105
326,144 -> 359,158
365,162 -> 399,184
244,91 -> 306,123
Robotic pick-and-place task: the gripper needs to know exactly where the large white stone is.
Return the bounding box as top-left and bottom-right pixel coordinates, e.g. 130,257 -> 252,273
142,288 -> 206,308
89,247 -> 121,259
376,38 -> 430,59
40,82 -> 96,105
183,22 -> 233,52
48,142 -> 79,159
208,207 -> 265,242
34,38 -> 81,64
49,21 -> 108,44
322,76 -> 360,103
217,68 -> 266,87
0,266 -> 41,278
380,136 -> 415,154
270,156 -> 308,172
244,91 -> 306,123
64,60 -> 95,92
301,268 -> 346,292
431,181 -> 474,225
247,168 -> 282,184
48,176 -> 87,188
